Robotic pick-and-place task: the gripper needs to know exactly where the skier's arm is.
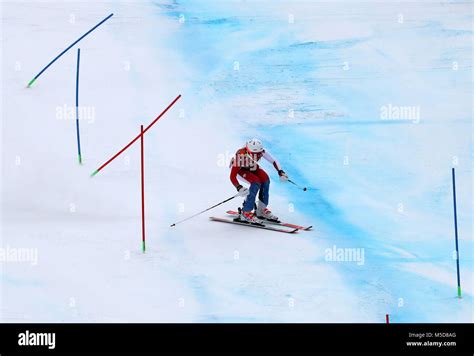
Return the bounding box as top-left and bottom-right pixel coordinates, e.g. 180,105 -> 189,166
262,151 -> 281,171
262,151 -> 287,179
230,165 -> 241,188
230,166 -> 249,195
229,154 -> 250,195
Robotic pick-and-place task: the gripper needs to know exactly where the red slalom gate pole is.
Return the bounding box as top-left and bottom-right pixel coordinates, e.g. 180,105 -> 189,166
91,94 -> 181,177
386,314 -> 390,324
140,125 -> 146,253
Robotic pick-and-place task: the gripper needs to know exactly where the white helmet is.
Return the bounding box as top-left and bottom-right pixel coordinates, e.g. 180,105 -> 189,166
246,138 -> 264,153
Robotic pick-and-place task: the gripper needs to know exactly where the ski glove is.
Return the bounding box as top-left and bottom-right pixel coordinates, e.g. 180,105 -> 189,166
236,184 -> 250,197
278,170 -> 289,182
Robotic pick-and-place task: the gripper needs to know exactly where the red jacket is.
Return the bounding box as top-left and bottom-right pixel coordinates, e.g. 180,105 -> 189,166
229,147 -> 282,187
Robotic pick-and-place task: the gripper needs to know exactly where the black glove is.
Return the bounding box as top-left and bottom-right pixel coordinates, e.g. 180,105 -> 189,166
278,170 -> 289,182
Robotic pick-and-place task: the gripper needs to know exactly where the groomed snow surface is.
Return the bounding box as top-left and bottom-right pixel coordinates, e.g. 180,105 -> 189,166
1,0 -> 472,322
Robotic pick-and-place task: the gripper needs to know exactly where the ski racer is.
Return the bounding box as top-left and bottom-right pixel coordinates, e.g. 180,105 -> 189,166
229,138 -> 289,224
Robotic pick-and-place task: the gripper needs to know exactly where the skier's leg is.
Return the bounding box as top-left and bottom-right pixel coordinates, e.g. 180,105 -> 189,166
255,168 -> 270,206
237,170 -> 263,223
254,169 -> 279,221
243,182 -> 261,212
238,170 -> 261,212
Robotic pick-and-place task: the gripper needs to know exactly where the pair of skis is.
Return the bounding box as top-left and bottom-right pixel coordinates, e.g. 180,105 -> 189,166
209,210 -> 312,234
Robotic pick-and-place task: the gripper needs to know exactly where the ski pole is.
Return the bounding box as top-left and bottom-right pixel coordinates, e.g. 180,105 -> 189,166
170,194 -> 239,227
452,168 -> 462,298
288,179 -> 308,191
244,153 -> 308,191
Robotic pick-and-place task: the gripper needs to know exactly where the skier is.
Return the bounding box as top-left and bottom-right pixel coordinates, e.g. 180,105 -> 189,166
229,138 -> 289,224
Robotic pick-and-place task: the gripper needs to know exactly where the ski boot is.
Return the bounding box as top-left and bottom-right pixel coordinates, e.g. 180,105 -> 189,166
255,202 -> 280,223
235,208 -> 263,225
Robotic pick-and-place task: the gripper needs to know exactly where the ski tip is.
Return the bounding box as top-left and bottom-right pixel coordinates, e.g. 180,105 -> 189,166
305,226 -> 313,231
170,224 -> 176,227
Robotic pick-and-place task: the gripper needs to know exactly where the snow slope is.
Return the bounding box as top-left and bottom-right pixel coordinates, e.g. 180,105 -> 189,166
1,0 -> 472,322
